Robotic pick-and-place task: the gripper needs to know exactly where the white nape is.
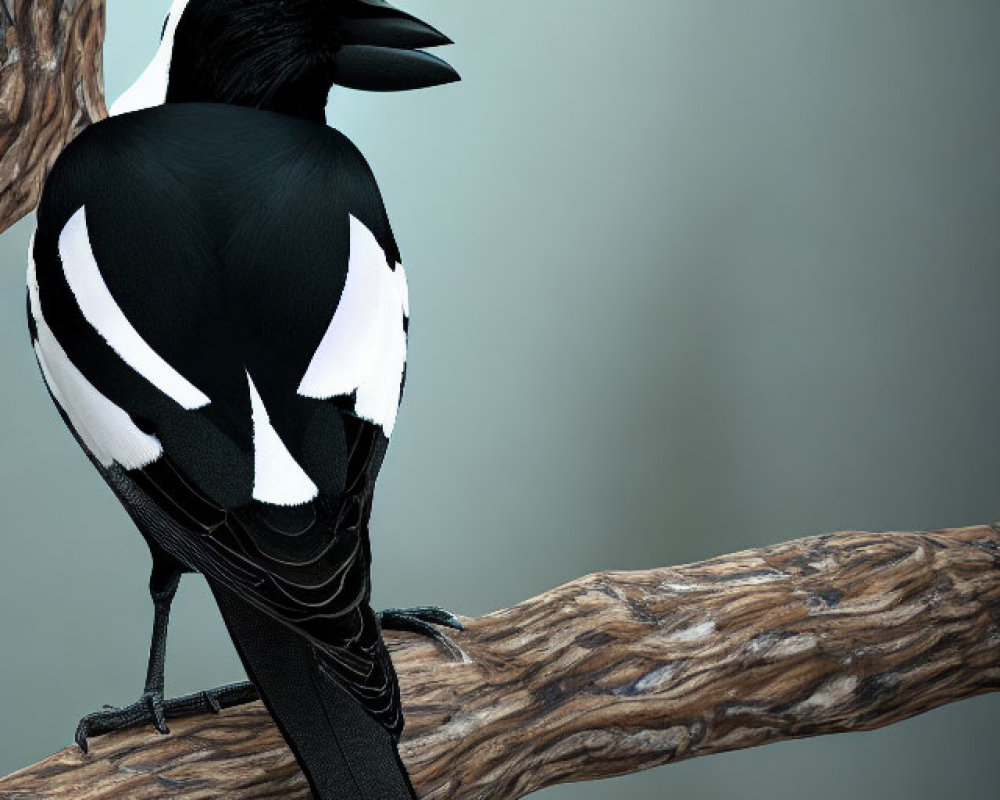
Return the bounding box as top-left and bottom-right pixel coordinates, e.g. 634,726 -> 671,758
298,215 -> 409,436
109,0 -> 191,116
59,206 -> 210,410
28,233 -> 163,469
247,373 -> 319,506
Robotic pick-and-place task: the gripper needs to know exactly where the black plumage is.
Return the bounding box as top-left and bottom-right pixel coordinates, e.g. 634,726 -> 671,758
27,2 -> 459,798
167,0 -> 458,120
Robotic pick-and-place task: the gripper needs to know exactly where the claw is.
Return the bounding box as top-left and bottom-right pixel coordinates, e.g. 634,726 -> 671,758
406,605 -> 464,630
144,692 -> 170,735
202,690 -> 222,714
380,605 -> 464,630
378,605 -> 468,661
75,717 -> 92,754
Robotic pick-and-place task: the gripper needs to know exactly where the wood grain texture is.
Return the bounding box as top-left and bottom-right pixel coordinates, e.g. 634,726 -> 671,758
0,0 -> 106,234
2,525 -> 998,799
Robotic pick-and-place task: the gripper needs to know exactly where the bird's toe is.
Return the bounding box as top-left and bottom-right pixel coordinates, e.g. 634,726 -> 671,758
142,692 -> 170,735
378,605 -> 469,661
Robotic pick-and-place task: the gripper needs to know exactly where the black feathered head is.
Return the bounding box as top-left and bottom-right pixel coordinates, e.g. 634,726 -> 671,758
111,0 -> 459,122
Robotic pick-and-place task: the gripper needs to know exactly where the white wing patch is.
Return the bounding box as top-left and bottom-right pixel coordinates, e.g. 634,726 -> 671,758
248,373 -> 319,506
298,215 -> 409,436
59,207 -> 210,410
28,233 -> 163,469
110,0 -> 191,116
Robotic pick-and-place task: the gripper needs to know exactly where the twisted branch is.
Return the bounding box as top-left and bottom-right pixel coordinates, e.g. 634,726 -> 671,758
1,525 -> 998,799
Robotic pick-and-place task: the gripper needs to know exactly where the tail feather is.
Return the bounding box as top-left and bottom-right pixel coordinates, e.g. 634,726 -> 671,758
210,581 -> 417,800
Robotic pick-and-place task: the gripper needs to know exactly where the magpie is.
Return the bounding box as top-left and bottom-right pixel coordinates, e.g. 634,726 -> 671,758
26,2 -> 460,797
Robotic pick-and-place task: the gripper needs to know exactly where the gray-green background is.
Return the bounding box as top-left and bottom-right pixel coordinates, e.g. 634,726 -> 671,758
2,1 -> 998,796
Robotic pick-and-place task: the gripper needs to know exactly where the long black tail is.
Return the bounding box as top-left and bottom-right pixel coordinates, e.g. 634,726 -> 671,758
210,581 -> 417,800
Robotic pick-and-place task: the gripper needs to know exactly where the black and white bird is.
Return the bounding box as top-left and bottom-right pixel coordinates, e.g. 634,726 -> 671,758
26,1 -> 459,797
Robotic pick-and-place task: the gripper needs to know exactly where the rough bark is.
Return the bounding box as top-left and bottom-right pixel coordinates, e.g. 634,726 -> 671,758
1,525 -> 998,799
0,0 -> 106,234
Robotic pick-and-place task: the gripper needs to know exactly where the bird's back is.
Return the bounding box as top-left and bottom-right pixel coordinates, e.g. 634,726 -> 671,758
34,102 -> 405,500
29,101 -> 412,735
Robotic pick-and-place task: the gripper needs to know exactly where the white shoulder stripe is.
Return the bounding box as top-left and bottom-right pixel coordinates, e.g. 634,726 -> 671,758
59,207 -> 210,410
396,261 -> 410,319
28,233 -> 163,470
355,257 -> 406,435
248,373 -> 319,506
298,216 -> 387,401
298,215 -> 408,436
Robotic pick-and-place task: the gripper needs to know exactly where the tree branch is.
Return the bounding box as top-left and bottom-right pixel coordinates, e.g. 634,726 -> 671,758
2,525 -> 998,799
0,0 -> 106,234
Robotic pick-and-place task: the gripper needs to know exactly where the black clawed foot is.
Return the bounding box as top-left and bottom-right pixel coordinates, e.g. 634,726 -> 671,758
74,682 -> 259,754
378,605 -> 468,661
75,691 -> 169,754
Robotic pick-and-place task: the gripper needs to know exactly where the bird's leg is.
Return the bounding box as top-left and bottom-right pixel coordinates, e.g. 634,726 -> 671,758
140,563 -> 181,731
377,605 -> 467,661
74,561 -> 258,753
75,562 -> 180,752
143,555 -> 259,719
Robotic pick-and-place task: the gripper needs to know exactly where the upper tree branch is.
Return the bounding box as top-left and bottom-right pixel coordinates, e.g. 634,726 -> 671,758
0,0 -> 106,234
2,525 -> 998,799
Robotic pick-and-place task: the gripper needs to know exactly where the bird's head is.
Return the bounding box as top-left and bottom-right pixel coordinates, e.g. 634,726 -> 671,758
111,0 -> 459,122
